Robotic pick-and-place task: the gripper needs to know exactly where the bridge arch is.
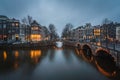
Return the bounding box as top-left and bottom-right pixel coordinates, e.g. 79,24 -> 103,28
81,44 -> 93,60
95,49 -> 116,75
95,48 -> 109,56
95,48 -> 115,62
75,42 -> 81,49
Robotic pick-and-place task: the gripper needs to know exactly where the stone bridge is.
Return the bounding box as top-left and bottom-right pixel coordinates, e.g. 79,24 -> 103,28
75,42 -> 120,67
63,40 -> 120,68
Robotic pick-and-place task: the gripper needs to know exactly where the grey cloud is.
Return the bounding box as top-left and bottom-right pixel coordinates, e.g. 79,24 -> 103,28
0,0 -> 120,35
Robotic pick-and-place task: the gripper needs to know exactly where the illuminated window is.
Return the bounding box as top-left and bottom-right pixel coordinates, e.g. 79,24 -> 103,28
94,29 -> 101,36
31,34 -> 41,41
16,23 -> 19,27
31,27 -> 39,30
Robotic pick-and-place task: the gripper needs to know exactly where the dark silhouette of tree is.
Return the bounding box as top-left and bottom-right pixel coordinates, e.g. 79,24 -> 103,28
62,23 -> 73,40
42,26 -> 50,39
21,15 -> 33,26
21,17 -> 27,25
28,15 -> 33,25
48,24 -> 59,40
102,18 -> 112,25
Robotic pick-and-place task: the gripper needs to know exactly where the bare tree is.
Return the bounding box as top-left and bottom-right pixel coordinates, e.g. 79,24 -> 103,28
62,23 -> 74,40
21,17 -> 27,25
42,26 -> 50,38
21,15 -> 33,25
49,24 -> 59,40
102,18 -> 112,25
28,15 -> 33,25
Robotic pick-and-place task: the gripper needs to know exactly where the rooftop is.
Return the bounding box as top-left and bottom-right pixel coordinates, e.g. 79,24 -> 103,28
0,15 -> 9,20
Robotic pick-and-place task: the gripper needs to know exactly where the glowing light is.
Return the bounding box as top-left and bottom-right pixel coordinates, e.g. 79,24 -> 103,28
14,61 -> 19,69
94,29 -> 101,36
30,50 -> 42,58
3,51 -> 7,60
31,27 -> 39,30
31,34 -> 42,42
16,23 -> 19,26
15,51 -> 19,58
97,42 -> 101,46
15,34 -> 19,38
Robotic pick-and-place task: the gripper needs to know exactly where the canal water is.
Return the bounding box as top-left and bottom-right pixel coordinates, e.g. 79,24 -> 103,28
0,43 -> 119,80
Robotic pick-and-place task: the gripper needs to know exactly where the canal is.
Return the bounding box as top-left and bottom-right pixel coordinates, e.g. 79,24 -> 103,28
0,44 -> 119,80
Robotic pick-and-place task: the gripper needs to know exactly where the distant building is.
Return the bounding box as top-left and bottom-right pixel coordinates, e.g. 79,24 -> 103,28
20,24 -> 27,42
116,26 -> 120,41
0,15 -> 20,43
29,20 -> 44,42
73,25 -> 94,42
101,23 -> 117,41
93,25 -> 101,42
84,26 -> 93,42
74,26 -> 86,42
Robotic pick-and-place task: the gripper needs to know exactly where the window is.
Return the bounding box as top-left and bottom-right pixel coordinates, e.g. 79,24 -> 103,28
94,29 -> 100,36
12,23 -> 15,26
16,23 -> 19,27
31,34 -> 41,41
31,27 -> 39,30
3,24 -> 6,28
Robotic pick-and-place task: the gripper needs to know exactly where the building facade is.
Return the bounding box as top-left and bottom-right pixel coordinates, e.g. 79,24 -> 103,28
116,26 -> 120,41
93,25 -> 101,42
101,23 -> 117,42
84,26 -> 93,42
72,25 -> 94,42
0,15 -> 20,43
74,26 -> 86,42
30,20 -> 44,42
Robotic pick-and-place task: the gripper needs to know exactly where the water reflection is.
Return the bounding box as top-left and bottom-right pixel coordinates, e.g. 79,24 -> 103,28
30,50 -> 41,58
14,51 -> 19,58
0,49 -> 44,73
0,47 -> 119,80
3,51 -> 7,61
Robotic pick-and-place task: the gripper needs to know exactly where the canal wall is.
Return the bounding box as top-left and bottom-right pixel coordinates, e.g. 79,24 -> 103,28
0,41 -> 56,50
63,40 -> 78,47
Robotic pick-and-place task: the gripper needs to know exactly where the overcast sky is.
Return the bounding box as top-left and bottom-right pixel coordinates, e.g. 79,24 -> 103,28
0,0 -> 120,35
